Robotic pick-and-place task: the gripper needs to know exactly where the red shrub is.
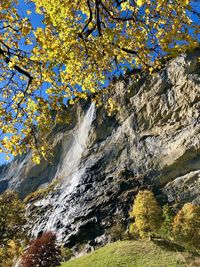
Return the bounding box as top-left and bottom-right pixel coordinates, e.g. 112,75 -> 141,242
21,232 -> 61,267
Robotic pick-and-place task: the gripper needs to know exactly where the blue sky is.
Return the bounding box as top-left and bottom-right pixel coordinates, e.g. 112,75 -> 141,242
19,0 -> 44,28
0,0 -> 43,165
0,0 -> 199,165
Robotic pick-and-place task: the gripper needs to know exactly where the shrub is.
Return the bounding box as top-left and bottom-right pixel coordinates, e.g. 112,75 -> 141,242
24,180 -> 58,204
128,223 -> 139,239
61,247 -> 73,261
172,203 -> 200,252
21,232 -> 61,267
110,222 -> 126,242
129,190 -> 162,238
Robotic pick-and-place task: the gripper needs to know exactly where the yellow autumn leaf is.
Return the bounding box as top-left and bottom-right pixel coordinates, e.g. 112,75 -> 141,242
5,155 -> 10,161
8,61 -> 15,69
149,67 -> 154,74
26,10 -> 32,15
137,0 -> 144,7
183,0 -> 190,5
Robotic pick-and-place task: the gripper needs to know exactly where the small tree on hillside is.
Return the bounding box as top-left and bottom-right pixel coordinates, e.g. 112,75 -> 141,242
21,232 -> 61,267
160,204 -> 174,240
129,190 -> 162,238
172,203 -> 200,251
110,222 -> 126,242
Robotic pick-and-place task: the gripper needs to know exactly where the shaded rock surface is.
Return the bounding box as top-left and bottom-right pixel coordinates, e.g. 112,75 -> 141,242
0,51 -> 200,247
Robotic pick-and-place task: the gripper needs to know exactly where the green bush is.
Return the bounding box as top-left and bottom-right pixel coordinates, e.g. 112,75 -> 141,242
128,223 -> 139,239
24,180 -> 58,204
160,204 -> 174,239
110,222 -> 126,242
61,247 -> 74,261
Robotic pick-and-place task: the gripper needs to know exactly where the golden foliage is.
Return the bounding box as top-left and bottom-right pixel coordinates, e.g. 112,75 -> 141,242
129,190 -> 162,238
0,191 -> 26,265
172,203 -> 200,251
0,0 -> 199,162
0,241 -> 23,267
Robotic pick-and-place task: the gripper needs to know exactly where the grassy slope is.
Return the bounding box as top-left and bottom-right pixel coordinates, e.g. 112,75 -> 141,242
61,240 -> 194,267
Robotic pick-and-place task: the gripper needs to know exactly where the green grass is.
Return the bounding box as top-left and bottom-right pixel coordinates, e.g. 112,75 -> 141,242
61,239 -> 197,267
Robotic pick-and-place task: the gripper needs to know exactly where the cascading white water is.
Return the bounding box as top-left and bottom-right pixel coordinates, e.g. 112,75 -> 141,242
57,102 -> 96,191
32,103 -> 96,239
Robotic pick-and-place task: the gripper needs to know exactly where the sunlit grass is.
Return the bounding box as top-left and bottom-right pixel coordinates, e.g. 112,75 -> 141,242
61,239 -> 194,267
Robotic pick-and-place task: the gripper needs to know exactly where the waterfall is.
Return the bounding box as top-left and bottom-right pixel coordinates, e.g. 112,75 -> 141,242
57,102 -> 96,191
32,102 -> 96,239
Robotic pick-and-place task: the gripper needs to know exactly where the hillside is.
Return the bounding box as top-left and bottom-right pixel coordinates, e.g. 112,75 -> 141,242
61,240 -> 199,267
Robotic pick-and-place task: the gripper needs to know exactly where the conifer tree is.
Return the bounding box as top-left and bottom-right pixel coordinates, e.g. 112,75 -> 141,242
160,204 -> 174,239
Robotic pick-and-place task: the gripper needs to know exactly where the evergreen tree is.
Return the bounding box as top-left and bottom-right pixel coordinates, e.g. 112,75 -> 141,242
160,204 -> 174,239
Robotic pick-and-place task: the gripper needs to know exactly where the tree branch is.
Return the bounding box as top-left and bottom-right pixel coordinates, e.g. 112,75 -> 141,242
0,47 -> 33,81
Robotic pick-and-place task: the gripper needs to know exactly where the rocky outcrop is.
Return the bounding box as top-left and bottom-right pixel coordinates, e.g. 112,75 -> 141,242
0,50 -> 200,248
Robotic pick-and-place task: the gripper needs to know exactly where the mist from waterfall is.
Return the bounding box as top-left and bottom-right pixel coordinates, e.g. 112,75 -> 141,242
32,102 -> 96,238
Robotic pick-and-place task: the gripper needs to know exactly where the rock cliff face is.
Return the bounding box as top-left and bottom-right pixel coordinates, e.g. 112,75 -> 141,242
0,51 -> 200,247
